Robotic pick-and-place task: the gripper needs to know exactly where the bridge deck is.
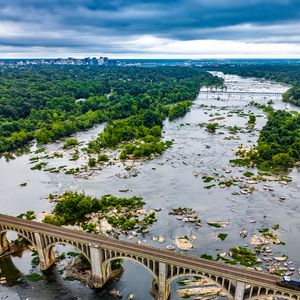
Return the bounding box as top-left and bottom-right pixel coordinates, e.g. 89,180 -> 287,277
198,91 -> 282,96
0,213 -> 295,293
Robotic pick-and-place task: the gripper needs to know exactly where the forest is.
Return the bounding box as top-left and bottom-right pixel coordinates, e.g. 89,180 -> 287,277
0,65 -> 223,154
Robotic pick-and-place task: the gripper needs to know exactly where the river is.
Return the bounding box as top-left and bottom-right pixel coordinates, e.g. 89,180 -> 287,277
0,73 -> 299,299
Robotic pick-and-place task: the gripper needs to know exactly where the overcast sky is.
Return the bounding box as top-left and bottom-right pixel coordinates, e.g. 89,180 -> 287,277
1,0 -> 300,58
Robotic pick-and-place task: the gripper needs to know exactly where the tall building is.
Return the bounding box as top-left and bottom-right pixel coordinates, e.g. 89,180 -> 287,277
92,57 -> 98,65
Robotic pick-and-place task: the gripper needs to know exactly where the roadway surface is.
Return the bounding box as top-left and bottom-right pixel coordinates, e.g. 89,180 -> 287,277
0,213 -> 296,294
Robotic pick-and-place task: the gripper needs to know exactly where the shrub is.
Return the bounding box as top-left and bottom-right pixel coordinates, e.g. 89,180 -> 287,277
88,157 -> 97,167
63,138 -> 79,149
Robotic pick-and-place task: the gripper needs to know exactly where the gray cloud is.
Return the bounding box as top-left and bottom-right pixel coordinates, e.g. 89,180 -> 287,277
0,0 -> 300,56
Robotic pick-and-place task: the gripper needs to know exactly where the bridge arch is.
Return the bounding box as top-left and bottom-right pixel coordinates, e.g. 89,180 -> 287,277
103,256 -> 159,284
0,229 -> 37,249
44,241 -> 91,265
245,288 -> 300,300
246,296 -> 299,300
166,272 -> 234,300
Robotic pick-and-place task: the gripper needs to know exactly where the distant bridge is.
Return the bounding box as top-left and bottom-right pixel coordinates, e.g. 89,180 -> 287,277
199,90 -> 282,98
0,214 -> 299,300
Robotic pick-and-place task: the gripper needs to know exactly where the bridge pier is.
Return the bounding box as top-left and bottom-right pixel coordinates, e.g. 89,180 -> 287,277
90,245 -> 108,288
157,262 -> 170,300
0,231 -> 9,254
34,233 -> 55,270
235,281 -> 246,300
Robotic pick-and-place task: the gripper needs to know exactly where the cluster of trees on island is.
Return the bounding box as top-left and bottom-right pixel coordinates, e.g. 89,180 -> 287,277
43,191 -> 156,232
0,65 -> 223,155
43,192 -> 145,226
233,107 -> 300,171
255,109 -> 300,170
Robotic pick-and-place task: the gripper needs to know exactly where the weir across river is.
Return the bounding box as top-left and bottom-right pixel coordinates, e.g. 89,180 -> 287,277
198,90 -> 282,99
0,214 -> 299,300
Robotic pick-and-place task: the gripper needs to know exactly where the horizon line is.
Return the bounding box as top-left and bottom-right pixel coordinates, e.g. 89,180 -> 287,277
1,57 -> 300,60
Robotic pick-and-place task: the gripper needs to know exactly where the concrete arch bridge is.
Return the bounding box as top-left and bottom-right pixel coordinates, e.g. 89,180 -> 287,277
0,214 -> 299,300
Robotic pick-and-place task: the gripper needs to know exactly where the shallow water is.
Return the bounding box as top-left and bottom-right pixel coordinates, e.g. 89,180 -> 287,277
1,73 -> 300,299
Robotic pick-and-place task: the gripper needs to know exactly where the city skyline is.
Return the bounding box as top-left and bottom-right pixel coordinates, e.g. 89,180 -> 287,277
1,0 -> 300,58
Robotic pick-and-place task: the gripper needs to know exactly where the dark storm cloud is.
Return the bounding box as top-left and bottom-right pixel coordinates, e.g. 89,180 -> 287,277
0,0 -> 300,54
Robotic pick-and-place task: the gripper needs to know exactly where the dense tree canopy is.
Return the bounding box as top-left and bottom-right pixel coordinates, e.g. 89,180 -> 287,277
0,65 -> 223,153
282,86 -> 300,106
43,191 -> 144,226
256,109 -> 300,169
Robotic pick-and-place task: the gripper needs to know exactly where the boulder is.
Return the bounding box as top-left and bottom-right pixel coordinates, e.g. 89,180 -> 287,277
158,236 -> 165,243
274,256 -> 288,262
250,235 -> 269,246
178,287 -> 222,297
175,237 -> 193,250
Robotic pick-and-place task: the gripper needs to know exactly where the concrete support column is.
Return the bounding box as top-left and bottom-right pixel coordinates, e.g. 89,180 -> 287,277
157,262 -> 170,300
90,245 -> 107,288
34,233 -> 55,270
235,281 -> 246,300
0,232 -> 9,255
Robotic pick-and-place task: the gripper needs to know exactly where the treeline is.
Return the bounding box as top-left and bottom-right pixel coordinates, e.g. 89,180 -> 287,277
282,86 -> 300,106
210,63 -> 300,106
168,100 -> 193,120
0,65 -> 223,153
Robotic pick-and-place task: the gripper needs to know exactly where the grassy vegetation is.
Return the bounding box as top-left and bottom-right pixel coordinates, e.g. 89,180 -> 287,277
229,247 -> 257,267
207,222 -> 222,228
25,273 -> 44,281
258,228 -> 278,240
202,176 -> 215,183
206,123 -> 218,133
243,171 -> 254,178
63,138 -> 79,149
200,254 -> 214,261
97,153 -> 109,162
218,233 -> 228,241
17,210 -> 36,220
